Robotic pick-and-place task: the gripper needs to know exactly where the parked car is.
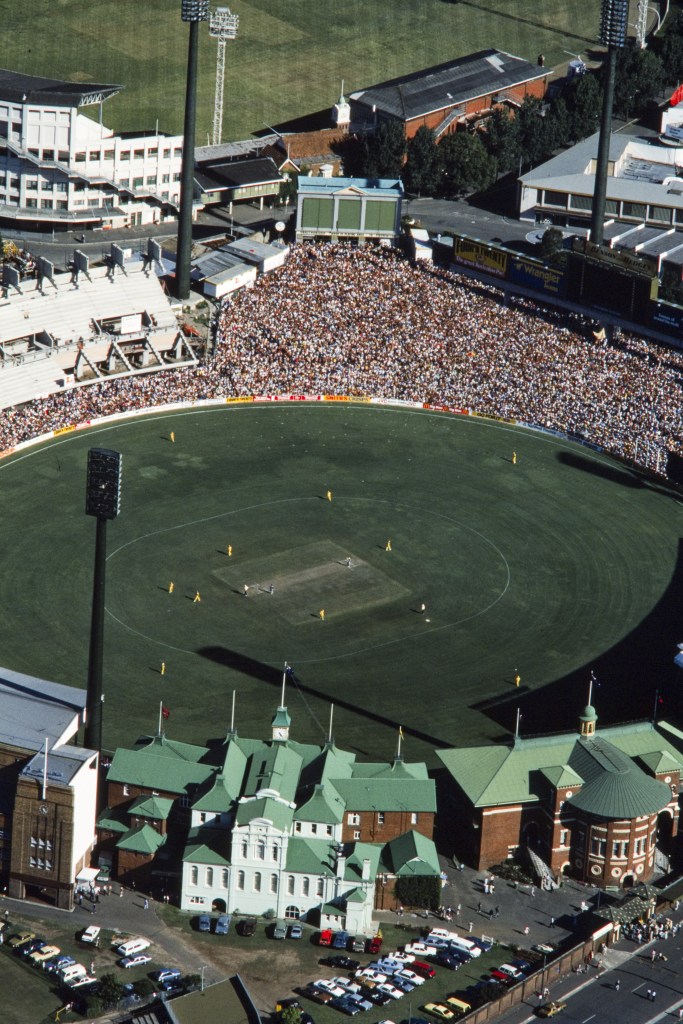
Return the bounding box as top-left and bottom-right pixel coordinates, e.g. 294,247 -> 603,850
405,942 -> 438,957
288,923 -> 303,939
424,1003 -> 456,1021
7,931 -> 35,949
302,984 -> 333,1005
376,982 -> 404,1000
346,993 -> 373,1012
79,925 -> 101,944
396,968 -> 425,986
272,920 -> 288,940
324,955 -> 360,971
44,955 -> 75,974
154,968 -> 182,984
366,934 -> 383,954
21,939 -> 47,957
198,915 -> 212,933
318,928 -> 333,946
365,990 -> 393,1006
434,952 -> 461,971
330,995 -> 361,1016
355,968 -> 387,984
30,944 -> 60,964
489,970 -> 516,985
68,973 -> 97,989
332,930 -> 350,949
391,974 -> 416,994
119,953 -> 153,969
215,915 -> 231,935
238,917 -> 257,937
412,960 -> 437,979
116,937 -> 151,956
533,943 -> 556,955
497,963 -> 524,981
389,950 -> 415,964
349,935 -> 366,953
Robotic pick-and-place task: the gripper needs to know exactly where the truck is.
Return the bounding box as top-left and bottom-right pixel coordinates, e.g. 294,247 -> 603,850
318,928 -> 334,946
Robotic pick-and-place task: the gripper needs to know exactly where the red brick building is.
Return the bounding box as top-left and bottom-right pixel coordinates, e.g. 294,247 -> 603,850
349,49 -> 550,141
437,703 -> 681,887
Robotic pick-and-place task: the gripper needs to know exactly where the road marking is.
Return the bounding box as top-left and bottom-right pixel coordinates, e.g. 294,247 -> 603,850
582,1016 -> 596,1022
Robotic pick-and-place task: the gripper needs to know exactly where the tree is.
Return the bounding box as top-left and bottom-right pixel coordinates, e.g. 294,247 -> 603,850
482,107 -> 520,174
280,1007 -> 303,1024
611,43 -> 665,119
565,73 -> 602,142
653,11 -> 683,83
539,227 -> 565,263
358,121 -> 406,179
403,126 -> 443,196
543,96 -> 570,152
439,132 -> 496,196
96,972 -> 125,1009
517,96 -> 548,168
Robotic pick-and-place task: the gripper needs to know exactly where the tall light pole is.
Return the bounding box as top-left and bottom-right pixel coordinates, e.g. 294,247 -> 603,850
84,448 -> 122,752
176,0 -> 210,300
590,0 -> 629,244
209,7 -> 239,147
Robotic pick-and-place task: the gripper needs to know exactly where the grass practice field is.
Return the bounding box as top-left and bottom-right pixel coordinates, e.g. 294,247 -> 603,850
2,403 -> 682,763
4,0 -> 603,142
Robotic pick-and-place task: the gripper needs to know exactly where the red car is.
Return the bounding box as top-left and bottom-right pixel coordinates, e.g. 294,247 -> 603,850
412,960 -> 437,979
490,970 -> 515,985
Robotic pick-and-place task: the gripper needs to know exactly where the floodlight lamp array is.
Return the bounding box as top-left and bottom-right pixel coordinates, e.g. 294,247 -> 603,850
209,6 -> 239,37
600,0 -> 628,47
181,0 -> 209,21
86,448 -> 122,520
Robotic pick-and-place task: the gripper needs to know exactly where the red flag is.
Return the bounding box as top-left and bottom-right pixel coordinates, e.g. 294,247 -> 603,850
670,84 -> 683,107
162,706 -> 170,720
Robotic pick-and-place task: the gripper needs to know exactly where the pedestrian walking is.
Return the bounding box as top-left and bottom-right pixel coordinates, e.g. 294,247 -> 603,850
193,590 -> 201,603
420,602 -> 426,614
514,671 -> 521,687
530,886 -> 535,897
543,987 -> 549,999
269,584 -> 275,595
243,584 -> 249,597
91,903 -> 96,914
477,900 -> 482,913
346,557 -> 352,567
385,538 -> 392,551
469,921 -> 473,933
489,908 -> 494,920
160,661 -> 165,676
677,1006 -> 682,1019
143,898 -> 149,910
456,903 -> 461,917
319,609 -> 325,621
651,991 -> 656,1002
168,581 -> 174,594
495,905 -> 500,918
119,887 -> 123,898
326,489 -> 333,502
550,916 -> 555,927
227,545 -> 232,557
524,925 -> 530,935
90,961 -> 95,975
646,989 -> 652,1001
512,451 -> 517,464
170,431 -> 175,444
615,979 -> 620,991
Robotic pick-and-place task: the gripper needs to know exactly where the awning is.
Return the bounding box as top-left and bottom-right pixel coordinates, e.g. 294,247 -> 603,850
76,867 -> 99,884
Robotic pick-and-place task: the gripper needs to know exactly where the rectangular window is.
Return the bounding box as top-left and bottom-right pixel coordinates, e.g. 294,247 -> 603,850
103,149 -> 114,161
191,865 -> 198,885
294,821 -> 302,833
162,173 -> 170,184
55,182 -> 68,193
411,813 -> 418,824
174,147 -> 183,157
622,201 -> 646,219
146,175 -> 157,186
560,830 -> 568,846
189,895 -> 205,905
133,177 -> 143,188
590,837 -> 606,857
90,151 -> 100,161
326,826 -> 333,837
173,172 -> 181,182
353,830 -> 360,840
570,193 -> 592,211
377,813 -> 385,826
26,178 -> 38,190
148,147 -> 158,157
199,813 -> 206,824
25,198 -> 37,208
543,190 -> 568,208
311,823 -> 318,835
648,205 -> 672,224
120,151 -> 130,161
134,148 -> 145,159
347,813 -> 360,826
74,152 -> 86,163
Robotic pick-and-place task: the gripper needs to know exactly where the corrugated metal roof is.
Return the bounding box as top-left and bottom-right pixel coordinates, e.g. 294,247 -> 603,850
350,49 -> 547,122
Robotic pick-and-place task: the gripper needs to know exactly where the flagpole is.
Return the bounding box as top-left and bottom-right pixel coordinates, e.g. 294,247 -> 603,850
281,662 -> 287,706
230,689 -> 236,733
653,689 -> 660,724
328,703 -> 334,744
158,700 -> 163,737
397,726 -> 402,759
515,708 -> 521,739
42,736 -> 48,801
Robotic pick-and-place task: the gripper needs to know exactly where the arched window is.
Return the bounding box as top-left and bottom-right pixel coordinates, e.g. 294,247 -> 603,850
254,871 -> 262,892
285,904 -> 300,919
191,865 -> 198,885
302,877 -> 310,896
256,841 -> 265,860
287,875 -> 295,895
316,877 -> 324,897
270,873 -> 278,893
237,870 -> 245,890
241,841 -> 248,859
206,867 -> 213,887
221,868 -> 229,888
272,844 -> 279,861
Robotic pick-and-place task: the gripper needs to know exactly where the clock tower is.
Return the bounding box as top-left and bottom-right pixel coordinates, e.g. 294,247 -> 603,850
271,705 -> 291,742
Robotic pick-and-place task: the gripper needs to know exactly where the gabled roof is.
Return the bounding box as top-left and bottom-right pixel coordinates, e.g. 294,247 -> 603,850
242,742 -> 302,803
128,794 -> 174,820
344,842 -> 382,883
349,49 -> 548,122
192,773 -> 237,813
541,765 -> 583,789
294,782 -> 345,824
183,826 -> 232,866
116,823 -> 166,855
107,737 -> 214,795
381,830 -> 441,877
333,760 -> 436,812
637,750 -> 682,775
286,837 -> 337,875
235,796 -> 293,832
96,806 -> 129,834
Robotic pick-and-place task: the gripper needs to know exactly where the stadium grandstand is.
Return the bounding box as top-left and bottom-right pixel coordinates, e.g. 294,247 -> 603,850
1,244 -> 682,481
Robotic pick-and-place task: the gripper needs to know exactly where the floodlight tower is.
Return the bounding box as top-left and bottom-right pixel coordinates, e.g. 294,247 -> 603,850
176,0 -> 210,301
635,0 -> 649,48
590,0 -> 629,245
209,6 -> 239,147
84,448 -> 122,752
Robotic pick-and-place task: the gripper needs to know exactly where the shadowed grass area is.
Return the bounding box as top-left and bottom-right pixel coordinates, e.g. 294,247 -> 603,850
2,0 -> 602,141
1,404 -> 680,763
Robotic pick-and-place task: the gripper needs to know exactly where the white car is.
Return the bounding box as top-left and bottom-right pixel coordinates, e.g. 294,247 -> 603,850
498,963 -> 524,980
79,925 -> 101,944
314,979 -> 346,998
377,982 -> 404,1000
331,976 -> 362,994
396,968 -> 425,986
405,942 -> 438,957
69,973 -> 97,989
355,968 -> 388,983
389,951 -> 415,964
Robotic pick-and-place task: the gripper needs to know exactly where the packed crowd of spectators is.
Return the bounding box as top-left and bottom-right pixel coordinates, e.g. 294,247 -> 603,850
2,243 -> 682,475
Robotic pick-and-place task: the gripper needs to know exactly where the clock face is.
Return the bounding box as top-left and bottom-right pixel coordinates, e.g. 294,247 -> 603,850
273,727 -> 288,739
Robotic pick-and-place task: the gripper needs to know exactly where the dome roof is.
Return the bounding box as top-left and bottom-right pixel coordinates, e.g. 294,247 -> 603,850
568,736 -> 671,820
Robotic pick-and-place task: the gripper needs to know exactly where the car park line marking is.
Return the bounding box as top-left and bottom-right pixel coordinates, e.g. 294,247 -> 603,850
582,1015 -> 596,1022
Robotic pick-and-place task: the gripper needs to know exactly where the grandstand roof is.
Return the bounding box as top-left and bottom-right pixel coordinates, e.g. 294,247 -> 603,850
0,665 -> 86,753
0,68 -> 121,107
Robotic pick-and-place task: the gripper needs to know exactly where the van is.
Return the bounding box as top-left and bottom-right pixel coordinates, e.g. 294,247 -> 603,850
449,934 -> 480,958
447,996 -> 472,1016
116,937 -> 151,957
60,963 -> 87,983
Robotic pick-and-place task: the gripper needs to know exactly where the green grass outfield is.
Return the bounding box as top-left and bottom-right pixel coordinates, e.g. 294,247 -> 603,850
3,0 -> 601,142
2,403 -> 682,762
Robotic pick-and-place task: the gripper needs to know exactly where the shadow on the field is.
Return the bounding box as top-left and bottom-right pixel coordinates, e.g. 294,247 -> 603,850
197,645 -> 450,748
556,450 -> 679,500
474,538 -> 683,738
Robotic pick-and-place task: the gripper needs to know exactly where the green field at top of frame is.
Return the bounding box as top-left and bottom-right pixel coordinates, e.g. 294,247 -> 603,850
3,0 -> 602,143
0,403 -> 680,763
